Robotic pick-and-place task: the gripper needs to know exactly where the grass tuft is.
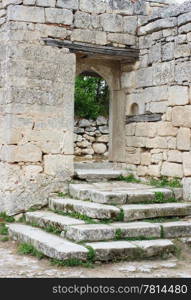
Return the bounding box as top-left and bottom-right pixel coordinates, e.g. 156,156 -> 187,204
117,174 -> 141,183
0,213 -> 15,223
18,243 -> 45,260
149,176 -> 182,188
0,224 -> 8,236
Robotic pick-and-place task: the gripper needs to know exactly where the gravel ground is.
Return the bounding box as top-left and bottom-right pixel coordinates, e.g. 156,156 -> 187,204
0,240 -> 191,278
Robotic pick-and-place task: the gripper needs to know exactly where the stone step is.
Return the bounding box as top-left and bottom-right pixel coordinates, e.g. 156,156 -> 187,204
63,222 -> 161,242
122,203 -> 191,221
8,224 -> 88,261
74,162 -> 114,169
74,169 -> 127,181
86,239 -> 175,262
69,182 -> 177,205
25,211 -> 85,231
161,221 -> 191,238
49,198 -> 120,220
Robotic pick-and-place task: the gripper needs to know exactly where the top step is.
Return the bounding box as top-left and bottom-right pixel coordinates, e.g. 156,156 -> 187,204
74,162 -> 114,169
74,169 -> 127,181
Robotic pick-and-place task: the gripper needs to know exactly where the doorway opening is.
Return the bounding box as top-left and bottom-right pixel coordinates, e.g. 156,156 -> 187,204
74,71 -> 110,162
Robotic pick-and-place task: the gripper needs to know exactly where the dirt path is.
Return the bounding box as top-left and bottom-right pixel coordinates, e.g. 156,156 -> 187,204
0,240 -> 191,278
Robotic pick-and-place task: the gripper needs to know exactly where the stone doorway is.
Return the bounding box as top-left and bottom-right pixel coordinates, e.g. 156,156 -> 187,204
74,70 -> 110,162
75,56 -> 126,163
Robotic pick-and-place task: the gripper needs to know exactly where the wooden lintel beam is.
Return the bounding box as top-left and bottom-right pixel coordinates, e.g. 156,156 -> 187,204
42,38 -> 139,61
126,113 -> 162,124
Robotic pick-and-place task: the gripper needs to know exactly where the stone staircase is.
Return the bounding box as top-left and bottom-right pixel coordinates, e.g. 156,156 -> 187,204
7,164 -> 191,264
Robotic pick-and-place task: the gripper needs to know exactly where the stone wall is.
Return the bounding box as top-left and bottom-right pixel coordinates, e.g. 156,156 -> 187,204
0,0 -> 189,214
74,117 -> 109,159
122,1 -> 191,199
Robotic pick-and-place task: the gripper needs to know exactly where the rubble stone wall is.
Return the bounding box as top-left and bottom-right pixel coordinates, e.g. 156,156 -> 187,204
74,117 -> 109,159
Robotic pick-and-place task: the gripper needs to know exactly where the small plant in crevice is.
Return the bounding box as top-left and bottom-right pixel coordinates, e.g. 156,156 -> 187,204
57,192 -> 69,198
154,192 -> 165,203
0,224 -> 8,236
0,212 -> 15,223
117,174 -> 141,184
115,229 -> 123,240
149,176 -> 182,188
160,225 -> 165,239
115,209 -> 124,222
18,243 -> 45,260
86,246 -> 96,263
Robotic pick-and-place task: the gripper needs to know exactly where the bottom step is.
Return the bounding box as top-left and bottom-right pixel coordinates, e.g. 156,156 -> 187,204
86,240 -> 175,262
8,224 -> 88,261
8,223 -> 176,263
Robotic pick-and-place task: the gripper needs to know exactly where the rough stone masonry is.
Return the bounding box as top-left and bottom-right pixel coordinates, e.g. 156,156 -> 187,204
0,0 -> 191,215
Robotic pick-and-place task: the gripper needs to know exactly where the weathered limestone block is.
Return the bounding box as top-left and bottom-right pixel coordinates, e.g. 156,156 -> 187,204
123,16 -> 137,35
135,123 -> 157,138
45,8 -> 73,25
177,128 -> 190,151
2,0 -> 22,7
121,71 -> 136,89
137,165 -> 148,176
141,152 -> 151,166
35,23 -> 68,39
36,0 -> 55,7
178,11 -> 191,26
107,33 -> 136,46
183,152 -> 191,176
74,11 -> 91,29
135,67 -> 153,88
175,61 -> 191,83
80,0 -> 106,14
168,150 -> 182,163
146,137 -> 168,149
157,122 -> 178,137
166,137 -> 177,150
161,162 -> 183,178
148,43 -> 161,64
25,129 -> 73,154
100,13 -> 123,32
23,165 -> 43,179
168,86 -> 189,106
56,0 -> 79,10
71,29 -> 107,45
174,44 -> 191,58
148,164 -> 161,177
148,101 -> 168,114
162,42 -> 174,61
126,148 -> 141,165
151,152 -> 163,164
172,106 -> 191,128
153,61 -> 174,85
127,136 -> 147,148
7,5 -> 45,23
139,18 -> 177,35
44,154 -> 73,176
0,144 -> 42,163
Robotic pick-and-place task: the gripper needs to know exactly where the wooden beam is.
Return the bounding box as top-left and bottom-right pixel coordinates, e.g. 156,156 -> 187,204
42,38 -> 139,61
126,113 -> 162,124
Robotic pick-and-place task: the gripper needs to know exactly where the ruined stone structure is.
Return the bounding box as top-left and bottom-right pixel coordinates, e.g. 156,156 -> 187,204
0,0 -> 191,215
